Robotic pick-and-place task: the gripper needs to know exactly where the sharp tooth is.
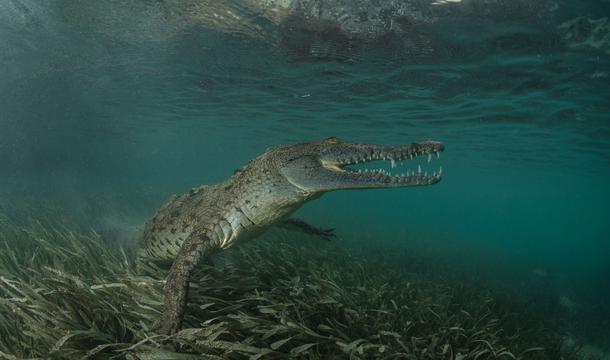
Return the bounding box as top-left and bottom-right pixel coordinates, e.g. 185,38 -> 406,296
391,159 -> 396,168
409,153 -> 413,159
436,151 -> 440,159
425,171 -> 428,177
439,166 -> 443,176
418,165 -> 421,174
427,153 -> 432,163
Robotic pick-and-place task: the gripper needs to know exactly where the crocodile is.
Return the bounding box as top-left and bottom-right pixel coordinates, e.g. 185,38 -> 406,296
140,137 -> 444,335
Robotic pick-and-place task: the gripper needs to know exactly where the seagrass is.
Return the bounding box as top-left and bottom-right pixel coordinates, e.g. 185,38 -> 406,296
0,217 -> 586,359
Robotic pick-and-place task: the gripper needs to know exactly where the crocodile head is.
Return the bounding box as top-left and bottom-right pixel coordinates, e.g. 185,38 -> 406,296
275,137 -> 444,193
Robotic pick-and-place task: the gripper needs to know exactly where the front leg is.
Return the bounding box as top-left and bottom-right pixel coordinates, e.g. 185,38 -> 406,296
277,218 -> 336,241
158,233 -> 212,335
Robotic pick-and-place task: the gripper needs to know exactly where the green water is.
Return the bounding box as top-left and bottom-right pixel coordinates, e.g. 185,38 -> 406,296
1,0 -> 609,357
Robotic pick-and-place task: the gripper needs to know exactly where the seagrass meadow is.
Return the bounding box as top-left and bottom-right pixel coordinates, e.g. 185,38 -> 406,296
0,215 -> 599,359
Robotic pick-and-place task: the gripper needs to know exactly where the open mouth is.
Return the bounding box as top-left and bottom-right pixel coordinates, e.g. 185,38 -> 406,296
323,142 -> 445,185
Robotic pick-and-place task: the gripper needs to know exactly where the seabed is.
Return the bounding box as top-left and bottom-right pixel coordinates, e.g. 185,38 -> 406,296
0,216 -> 602,359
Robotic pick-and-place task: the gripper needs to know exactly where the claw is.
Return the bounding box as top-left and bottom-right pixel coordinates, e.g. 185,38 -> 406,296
320,228 -> 336,241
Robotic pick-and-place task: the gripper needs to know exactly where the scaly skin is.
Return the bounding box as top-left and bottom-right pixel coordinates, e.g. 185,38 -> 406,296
140,137 -> 444,335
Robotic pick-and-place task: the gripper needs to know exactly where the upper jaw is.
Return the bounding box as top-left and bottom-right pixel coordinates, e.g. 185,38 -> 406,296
321,141 -> 445,187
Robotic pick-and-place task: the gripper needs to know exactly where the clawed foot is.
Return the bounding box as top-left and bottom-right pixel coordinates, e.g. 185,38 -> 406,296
316,228 -> 336,241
